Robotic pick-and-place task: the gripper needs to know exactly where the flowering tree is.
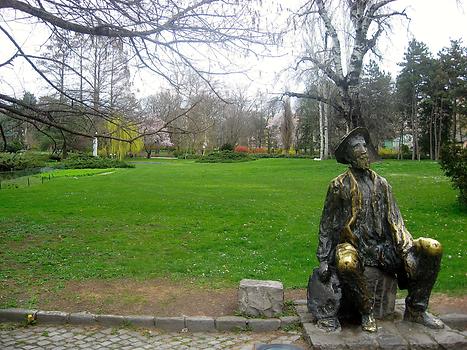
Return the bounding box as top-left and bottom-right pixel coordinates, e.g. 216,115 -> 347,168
141,116 -> 173,158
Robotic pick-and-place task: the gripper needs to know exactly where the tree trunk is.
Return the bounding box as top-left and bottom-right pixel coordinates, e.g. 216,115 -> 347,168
319,101 -> 324,159
452,99 -> 457,142
398,121 -> 404,160
324,99 -> 329,159
0,123 -> 7,152
431,103 -> 436,160
436,99 -> 444,161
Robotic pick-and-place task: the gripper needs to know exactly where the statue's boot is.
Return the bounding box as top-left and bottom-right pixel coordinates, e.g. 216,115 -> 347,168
317,317 -> 341,332
361,313 -> 377,332
404,307 -> 444,329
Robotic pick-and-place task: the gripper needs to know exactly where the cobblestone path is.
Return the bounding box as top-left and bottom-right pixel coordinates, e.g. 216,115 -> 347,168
0,324 -> 305,349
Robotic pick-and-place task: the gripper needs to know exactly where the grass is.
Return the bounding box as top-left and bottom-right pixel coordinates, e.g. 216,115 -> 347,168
0,158 -> 465,309
0,168 -> 115,189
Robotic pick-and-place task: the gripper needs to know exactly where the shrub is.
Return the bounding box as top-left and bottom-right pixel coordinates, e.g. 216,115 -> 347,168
196,150 -> 255,163
177,153 -> 201,160
378,148 -> 398,159
60,153 -> 134,169
220,143 -> 234,151
439,143 -> 467,205
249,147 -> 267,154
234,145 -> 249,153
0,152 -> 46,171
378,147 -> 412,159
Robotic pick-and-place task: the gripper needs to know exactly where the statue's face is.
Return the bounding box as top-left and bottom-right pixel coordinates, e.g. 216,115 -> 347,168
347,135 -> 370,170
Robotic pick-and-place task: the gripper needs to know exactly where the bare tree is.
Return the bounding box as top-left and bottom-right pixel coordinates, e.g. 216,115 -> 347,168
281,97 -> 294,152
0,0 -> 278,142
286,0 -> 406,129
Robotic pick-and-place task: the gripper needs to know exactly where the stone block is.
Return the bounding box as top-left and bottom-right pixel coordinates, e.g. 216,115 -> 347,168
394,321 -> 438,350
374,320 -> 409,350
0,308 -> 36,323
155,317 -> 185,331
185,316 -> 216,332
238,279 -> 283,317
96,314 -> 126,326
125,315 -> 155,328
36,310 -> 69,324
69,312 -> 97,325
427,327 -> 467,350
248,318 -> 280,332
302,322 -> 347,350
215,316 -> 247,331
440,313 -> 467,331
364,267 -> 397,319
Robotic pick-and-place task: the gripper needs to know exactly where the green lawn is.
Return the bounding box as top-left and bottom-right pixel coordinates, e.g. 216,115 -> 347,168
0,158 -> 465,308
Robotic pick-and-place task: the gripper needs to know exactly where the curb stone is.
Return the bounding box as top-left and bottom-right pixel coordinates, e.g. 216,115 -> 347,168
96,314 -> 126,327
155,316 -> 185,331
215,316 -> 248,331
0,309 -> 294,333
125,315 -> 155,328
280,316 -> 301,329
68,312 -> 97,325
36,310 -> 69,324
186,316 -> 216,332
440,313 -> 467,331
248,318 -> 281,332
0,308 -> 37,323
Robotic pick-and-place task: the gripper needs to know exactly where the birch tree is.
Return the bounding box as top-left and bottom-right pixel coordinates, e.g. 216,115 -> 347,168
287,0 -> 406,129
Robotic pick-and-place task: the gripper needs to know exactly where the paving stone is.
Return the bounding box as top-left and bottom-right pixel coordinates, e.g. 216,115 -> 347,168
394,321 -> 438,350
302,322 -> 347,350
155,316 -> 185,331
215,316 -> 247,331
339,324 -> 380,350
426,326 -> 467,350
69,312 -> 97,325
36,310 -> 69,324
248,318 -> 281,332
374,320 -> 408,350
186,316 -> 216,332
96,314 -> 126,327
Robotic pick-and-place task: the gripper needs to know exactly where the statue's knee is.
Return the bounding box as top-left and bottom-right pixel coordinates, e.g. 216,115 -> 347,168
336,243 -> 360,273
414,237 -> 443,257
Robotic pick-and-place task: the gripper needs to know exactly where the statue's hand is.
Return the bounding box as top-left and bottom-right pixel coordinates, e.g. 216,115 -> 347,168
318,261 -> 331,282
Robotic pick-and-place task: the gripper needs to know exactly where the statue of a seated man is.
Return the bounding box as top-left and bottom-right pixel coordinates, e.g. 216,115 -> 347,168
308,127 -> 444,333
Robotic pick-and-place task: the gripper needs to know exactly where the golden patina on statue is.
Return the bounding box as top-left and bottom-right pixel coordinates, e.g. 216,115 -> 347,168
307,127 -> 444,333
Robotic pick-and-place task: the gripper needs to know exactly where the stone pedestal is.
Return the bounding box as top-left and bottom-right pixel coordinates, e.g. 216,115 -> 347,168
364,267 -> 397,319
238,279 -> 284,317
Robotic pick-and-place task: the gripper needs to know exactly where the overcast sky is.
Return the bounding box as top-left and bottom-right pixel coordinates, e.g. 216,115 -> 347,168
1,0 -> 466,100
229,0 -> 467,98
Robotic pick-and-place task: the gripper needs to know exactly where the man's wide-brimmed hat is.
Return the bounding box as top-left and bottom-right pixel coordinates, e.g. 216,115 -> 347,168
334,127 -> 378,164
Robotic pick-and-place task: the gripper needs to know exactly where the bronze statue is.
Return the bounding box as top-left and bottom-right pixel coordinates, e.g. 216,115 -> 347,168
307,127 -> 444,333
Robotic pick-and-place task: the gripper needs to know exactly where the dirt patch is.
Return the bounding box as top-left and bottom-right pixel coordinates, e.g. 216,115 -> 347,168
34,279 -> 465,317
429,293 -> 467,315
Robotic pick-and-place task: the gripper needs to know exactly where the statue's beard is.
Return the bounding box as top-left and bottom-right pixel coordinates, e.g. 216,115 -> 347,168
351,154 -> 370,170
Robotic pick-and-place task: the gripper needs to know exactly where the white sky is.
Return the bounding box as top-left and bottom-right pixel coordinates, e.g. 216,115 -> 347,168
1,0 -> 466,101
